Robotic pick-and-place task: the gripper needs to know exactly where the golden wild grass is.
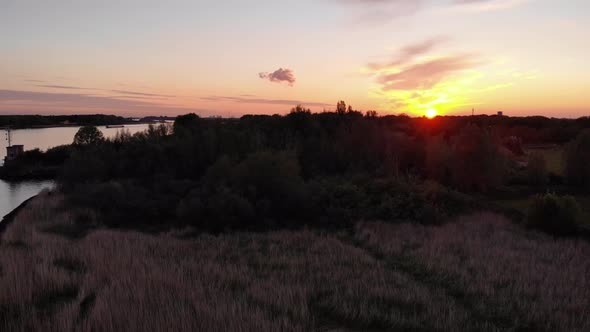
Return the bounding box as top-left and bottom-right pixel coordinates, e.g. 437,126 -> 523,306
1,192 -> 589,331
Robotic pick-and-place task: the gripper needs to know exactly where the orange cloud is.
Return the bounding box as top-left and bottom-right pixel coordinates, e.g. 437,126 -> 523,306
376,55 -> 483,91
368,37 -> 448,70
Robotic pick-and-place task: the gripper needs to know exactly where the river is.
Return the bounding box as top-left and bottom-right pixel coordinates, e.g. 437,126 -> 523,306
0,124 -> 154,218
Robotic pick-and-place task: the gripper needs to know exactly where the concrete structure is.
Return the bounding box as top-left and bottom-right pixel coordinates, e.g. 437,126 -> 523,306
5,145 -> 24,162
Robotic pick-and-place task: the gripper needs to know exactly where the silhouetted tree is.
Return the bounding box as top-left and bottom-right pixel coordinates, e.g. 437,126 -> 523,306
336,101 -> 347,115
365,110 -> 378,118
565,129 -> 590,191
426,136 -> 452,185
73,126 -> 104,146
173,113 -> 201,136
450,125 -> 507,191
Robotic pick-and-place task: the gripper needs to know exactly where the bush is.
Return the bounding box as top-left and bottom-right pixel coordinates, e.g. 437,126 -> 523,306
526,193 -> 580,236
177,151 -> 309,231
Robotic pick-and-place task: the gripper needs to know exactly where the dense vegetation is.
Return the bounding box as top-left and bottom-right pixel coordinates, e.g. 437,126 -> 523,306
2,105 -> 590,234
0,145 -> 74,180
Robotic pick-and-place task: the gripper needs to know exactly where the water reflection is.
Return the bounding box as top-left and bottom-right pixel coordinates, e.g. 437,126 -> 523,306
0,124 -> 152,162
0,124 -> 154,218
0,180 -> 55,219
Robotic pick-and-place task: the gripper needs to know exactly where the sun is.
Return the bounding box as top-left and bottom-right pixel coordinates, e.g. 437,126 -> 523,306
425,109 -> 438,119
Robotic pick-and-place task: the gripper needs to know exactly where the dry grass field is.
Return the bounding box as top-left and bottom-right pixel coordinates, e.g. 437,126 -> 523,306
1,191 -> 589,331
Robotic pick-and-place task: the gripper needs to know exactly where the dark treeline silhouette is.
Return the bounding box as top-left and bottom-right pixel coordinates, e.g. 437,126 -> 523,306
0,114 -> 131,128
4,105 -> 590,233
58,108 -> 477,231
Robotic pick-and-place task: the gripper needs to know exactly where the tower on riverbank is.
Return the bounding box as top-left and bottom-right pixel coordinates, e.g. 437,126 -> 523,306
6,145 -> 24,162
4,127 -> 24,162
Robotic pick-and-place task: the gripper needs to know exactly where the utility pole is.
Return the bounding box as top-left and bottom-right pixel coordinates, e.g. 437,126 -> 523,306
5,127 -> 12,147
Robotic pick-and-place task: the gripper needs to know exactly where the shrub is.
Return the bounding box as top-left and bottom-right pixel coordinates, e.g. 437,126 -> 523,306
526,193 -> 580,236
177,152 -> 308,231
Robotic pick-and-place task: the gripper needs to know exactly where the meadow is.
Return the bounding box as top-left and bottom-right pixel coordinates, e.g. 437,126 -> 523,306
1,191 -> 589,332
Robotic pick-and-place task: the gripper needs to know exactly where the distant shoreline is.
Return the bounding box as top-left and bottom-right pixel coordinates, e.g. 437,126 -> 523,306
0,114 -> 176,131
2,122 -> 156,130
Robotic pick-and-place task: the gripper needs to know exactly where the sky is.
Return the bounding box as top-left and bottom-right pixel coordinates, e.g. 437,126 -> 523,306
1,0 -> 588,118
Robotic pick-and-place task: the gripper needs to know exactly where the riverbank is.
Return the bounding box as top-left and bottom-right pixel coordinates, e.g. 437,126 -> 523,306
0,165 -> 58,181
0,194 -> 38,236
0,114 -> 151,130
1,192 -> 589,331
2,122 -> 156,130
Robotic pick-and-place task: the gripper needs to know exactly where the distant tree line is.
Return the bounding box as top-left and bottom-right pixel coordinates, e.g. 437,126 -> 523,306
3,104 -> 590,234
0,114 -> 131,129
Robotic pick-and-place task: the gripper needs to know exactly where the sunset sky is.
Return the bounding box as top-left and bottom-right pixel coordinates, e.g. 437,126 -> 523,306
1,0 -> 588,118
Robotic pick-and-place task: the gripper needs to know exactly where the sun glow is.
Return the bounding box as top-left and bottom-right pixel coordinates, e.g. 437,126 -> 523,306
425,108 -> 438,118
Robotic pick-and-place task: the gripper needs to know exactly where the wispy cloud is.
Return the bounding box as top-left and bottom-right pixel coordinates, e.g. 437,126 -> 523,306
202,95 -> 330,108
450,0 -> 531,12
368,37 -> 448,70
0,89 -> 190,114
366,38 -> 490,114
335,0 -> 527,22
110,90 -> 175,98
35,84 -> 93,90
335,0 -> 424,23
376,54 -> 483,91
29,83 -> 174,99
259,68 -> 296,86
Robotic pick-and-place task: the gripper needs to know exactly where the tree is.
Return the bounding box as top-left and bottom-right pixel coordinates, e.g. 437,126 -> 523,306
336,101 -> 347,115
565,129 -> 590,191
426,136 -> 452,185
365,110 -> 378,118
450,125 -> 506,192
73,126 -> 104,146
290,105 -> 311,114
173,113 -> 201,136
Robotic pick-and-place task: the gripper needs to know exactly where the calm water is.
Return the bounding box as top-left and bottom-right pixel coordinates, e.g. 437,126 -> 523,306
0,124 -> 153,162
0,124 -> 153,218
0,180 -> 55,219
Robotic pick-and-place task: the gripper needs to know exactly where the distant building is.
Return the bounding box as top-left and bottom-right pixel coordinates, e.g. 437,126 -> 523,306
5,145 -> 24,162
497,111 -> 504,117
